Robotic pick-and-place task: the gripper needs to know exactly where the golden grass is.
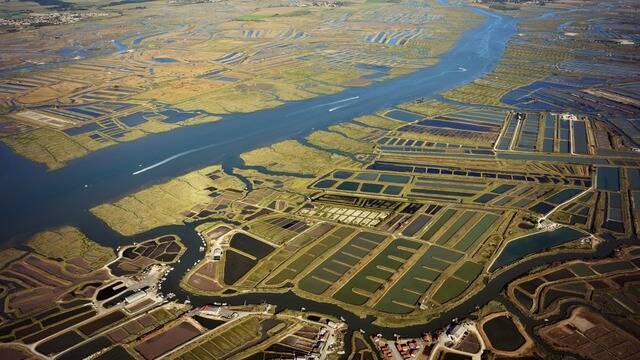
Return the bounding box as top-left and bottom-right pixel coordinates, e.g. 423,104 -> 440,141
240,140 -> 359,175
328,123 -> 379,140
306,130 -> 374,154
353,115 -> 404,130
442,42 -> 570,106
91,165 -> 245,235
2,128 -> 89,170
28,226 -> 115,270
17,81 -> 87,104
398,99 -> 461,117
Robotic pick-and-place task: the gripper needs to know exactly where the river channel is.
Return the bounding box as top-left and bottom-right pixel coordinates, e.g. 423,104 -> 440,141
1,2 -> 518,244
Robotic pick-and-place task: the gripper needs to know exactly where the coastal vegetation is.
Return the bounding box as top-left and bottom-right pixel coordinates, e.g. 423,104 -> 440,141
240,140 -> 359,175
91,165 -> 245,235
29,226 -> 115,270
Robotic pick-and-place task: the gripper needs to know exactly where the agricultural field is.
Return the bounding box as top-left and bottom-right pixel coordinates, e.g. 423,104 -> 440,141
507,246 -> 640,321
501,246 -> 640,358
28,226 -> 115,271
166,310 -> 340,360
539,307 -> 640,359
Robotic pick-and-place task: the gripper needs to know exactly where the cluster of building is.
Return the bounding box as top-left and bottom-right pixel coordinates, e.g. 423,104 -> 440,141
297,327 -> 332,359
0,12 -> 107,29
200,304 -> 239,319
375,334 -> 434,360
373,320 -> 486,360
395,339 -> 427,359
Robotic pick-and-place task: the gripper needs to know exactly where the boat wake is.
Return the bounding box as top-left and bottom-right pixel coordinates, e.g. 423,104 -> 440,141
132,146 -> 211,175
312,96 -> 359,109
328,104 -> 349,112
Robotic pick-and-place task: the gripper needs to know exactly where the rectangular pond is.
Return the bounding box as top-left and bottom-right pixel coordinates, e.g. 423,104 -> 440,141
596,166 -> 620,191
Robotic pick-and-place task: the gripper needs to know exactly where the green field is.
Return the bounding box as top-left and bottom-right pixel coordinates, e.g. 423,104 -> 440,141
420,208 -> 458,241
374,245 -> 463,313
453,213 -> 500,251
333,238 -> 422,305
265,227 -> 355,286
298,232 -> 387,295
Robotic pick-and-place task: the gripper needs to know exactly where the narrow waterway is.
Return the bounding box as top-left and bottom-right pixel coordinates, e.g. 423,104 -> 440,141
74,215 -> 627,340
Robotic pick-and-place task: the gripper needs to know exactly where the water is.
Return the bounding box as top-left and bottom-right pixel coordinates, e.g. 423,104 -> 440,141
384,110 -> 424,122
0,40 -> 129,77
57,47 -> 89,58
356,63 -> 391,79
489,227 -> 587,271
113,40 -> 128,53
0,5 -> 518,244
596,166 -> 621,191
153,57 -> 178,63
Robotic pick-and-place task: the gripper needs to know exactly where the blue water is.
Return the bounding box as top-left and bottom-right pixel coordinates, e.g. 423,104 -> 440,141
113,40 -> 128,53
57,47 -> 89,58
417,119 -> 496,132
357,63 -> 392,80
0,6 -> 519,244
120,112 -> 152,127
159,109 -> 199,123
0,40 -> 129,77
490,227 -> 586,271
596,167 -> 620,192
67,107 -> 104,118
133,32 -> 163,46
64,123 -> 101,136
153,57 -> 178,63
501,80 -> 576,110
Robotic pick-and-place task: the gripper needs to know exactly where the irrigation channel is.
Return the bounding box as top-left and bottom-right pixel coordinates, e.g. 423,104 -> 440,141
0,1 -> 617,353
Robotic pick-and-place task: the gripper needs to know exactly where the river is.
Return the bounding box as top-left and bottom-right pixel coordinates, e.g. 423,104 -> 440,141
0,4 -> 518,244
